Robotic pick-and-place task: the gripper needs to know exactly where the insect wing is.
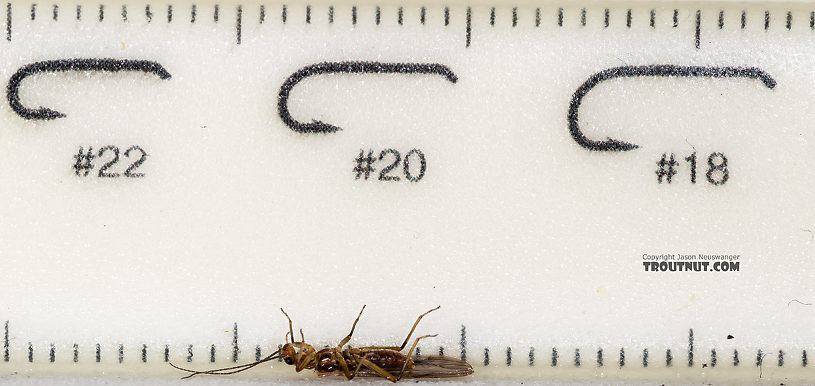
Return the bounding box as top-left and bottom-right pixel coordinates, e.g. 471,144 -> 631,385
355,355 -> 473,379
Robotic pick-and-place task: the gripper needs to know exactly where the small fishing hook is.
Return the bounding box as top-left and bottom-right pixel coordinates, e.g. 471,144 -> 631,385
568,65 -> 776,152
278,61 -> 458,134
7,58 -> 172,120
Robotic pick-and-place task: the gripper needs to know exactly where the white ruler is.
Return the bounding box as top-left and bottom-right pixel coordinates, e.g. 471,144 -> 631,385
0,0 -> 813,383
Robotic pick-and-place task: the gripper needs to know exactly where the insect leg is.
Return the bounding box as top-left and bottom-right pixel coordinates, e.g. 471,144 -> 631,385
350,352 -> 371,380
331,348 -> 354,380
397,334 -> 438,381
356,306 -> 441,352
280,308 -> 295,344
337,305 -> 366,348
294,350 -> 317,372
397,306 -> 440,350
355,356 -> 398,382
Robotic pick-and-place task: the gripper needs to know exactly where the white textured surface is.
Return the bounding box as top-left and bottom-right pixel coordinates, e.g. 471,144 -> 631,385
0,0 -> 813,383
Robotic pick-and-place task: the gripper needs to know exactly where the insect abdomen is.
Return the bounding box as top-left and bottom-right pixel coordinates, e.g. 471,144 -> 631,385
349,349 -> 411,370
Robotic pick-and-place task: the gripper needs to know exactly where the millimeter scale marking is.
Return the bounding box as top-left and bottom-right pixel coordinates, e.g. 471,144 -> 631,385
8,3 -> 815,47
1,0 -> 815,383
4,321 -> 810,378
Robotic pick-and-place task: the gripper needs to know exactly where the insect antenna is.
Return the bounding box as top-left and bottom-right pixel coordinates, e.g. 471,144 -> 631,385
169,349 -> 281,379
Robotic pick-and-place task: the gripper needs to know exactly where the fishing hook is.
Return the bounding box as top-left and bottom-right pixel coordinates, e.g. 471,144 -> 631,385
568,65 -> 776,151
7,58 -> 172,120
278,61 -> 458,134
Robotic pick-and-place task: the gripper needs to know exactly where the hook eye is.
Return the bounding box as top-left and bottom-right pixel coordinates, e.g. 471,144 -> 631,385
567,65 -> 776,152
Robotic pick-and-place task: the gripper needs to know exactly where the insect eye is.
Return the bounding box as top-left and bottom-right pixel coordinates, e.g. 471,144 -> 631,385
284,357 -> 294,365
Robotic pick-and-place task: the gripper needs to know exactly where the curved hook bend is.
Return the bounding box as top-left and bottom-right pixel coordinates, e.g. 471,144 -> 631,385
568,65 -> 776,152
278,61 -> 458,134
7,58 -> 172,120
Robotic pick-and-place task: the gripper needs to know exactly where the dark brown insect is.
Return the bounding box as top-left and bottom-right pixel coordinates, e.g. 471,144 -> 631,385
170,305 -> 473,382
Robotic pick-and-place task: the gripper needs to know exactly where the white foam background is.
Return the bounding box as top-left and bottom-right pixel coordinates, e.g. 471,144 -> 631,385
0,0 -> 813,380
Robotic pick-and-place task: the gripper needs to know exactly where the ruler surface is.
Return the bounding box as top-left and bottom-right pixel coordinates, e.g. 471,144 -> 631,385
0,0 -> 814,383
